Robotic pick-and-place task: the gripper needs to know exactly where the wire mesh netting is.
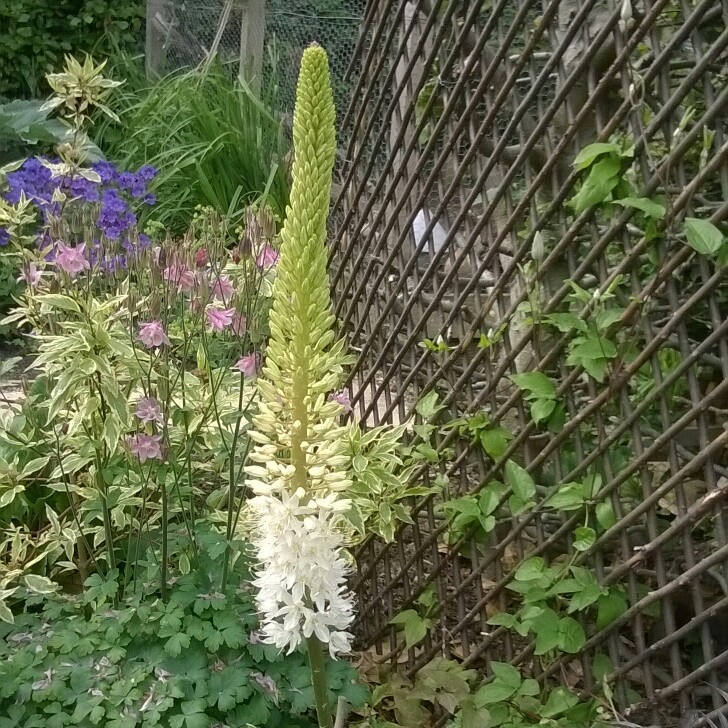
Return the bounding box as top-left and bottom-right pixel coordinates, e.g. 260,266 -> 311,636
145,0 -> 365,124
330,0 -> 728,724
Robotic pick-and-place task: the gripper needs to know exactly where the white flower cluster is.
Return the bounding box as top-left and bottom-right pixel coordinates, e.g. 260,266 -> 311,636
246,480 -> 355,658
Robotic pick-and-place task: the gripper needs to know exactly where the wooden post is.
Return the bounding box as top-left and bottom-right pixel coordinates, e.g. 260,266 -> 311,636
238,0 -> 266,92
145,0 -> 168,77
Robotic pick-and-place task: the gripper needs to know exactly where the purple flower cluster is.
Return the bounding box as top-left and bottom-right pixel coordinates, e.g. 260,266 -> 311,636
0,157 -> 157,271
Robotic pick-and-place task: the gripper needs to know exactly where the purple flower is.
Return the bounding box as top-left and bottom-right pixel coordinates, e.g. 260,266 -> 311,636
230,312 -> 247,337
206,306 -> 236,332
0,229 -> 9,247
138,321 -> 170,348
329,391 -> 352,413
55,242 -> 90,277
233,353 -> 259,377
194,248 -> 209,268
126,433 -> 163,463
211,274 -> 235,302
255,244 -> 279,270
135,397 -> 163,424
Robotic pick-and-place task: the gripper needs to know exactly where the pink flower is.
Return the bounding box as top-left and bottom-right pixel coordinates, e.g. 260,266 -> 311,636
329,391 -> 352,413
138,321 -> 171,348
231,312 -> 247,337
135,397 -> 163,424
211,274 -> 235,302
206,306 -> 236,332
55,242 -> 90,277
255,244 -> 279,270
163,263 -> 196,293
233,353 -> 259,377
126,433 -> 163,463
18,263 -> 42,287
194,248 -> 209,268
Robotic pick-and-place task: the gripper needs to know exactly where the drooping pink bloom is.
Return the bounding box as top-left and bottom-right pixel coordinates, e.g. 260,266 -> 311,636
135,397 -> 163,424
18,262 -> 42,287
163,263 -> 196,293
231,312 -> 247,337
126,433 -> 163,463
233,353 -> 259,377
138,320 -> 171,348
194,248 -> 209,268
329,391 -> 352,413
211,274 -> 235,302
255,244 -> 280,270
206,306 -> 236,332
55,242 -> 90,277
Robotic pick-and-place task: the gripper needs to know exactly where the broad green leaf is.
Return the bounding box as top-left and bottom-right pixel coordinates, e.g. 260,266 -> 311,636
474,681 -> 518,706
592,653 -> 613,682
443,497 -> 480,517
515,557 -> 545,581
415,390 -> 442,419
540,687 -> 580,718
505,460 -> 536,501
596,590 -> 628,629
164,632 -> 191,657
23,574 -> 58,594
0,597 -> 13,623
36,294 -> 81,313
479,427 -> 513,459
546,483 -> 584,511
531,398 -> 556,425
545,313 -> 588,333
614,197 -> 666,219
570,157 -> 621,213
684,217 -> 724,256
572,142 -> 620,170
511,371 -> 555,399
558,617 -> 586,652
487,612 -> 519,629
572,526 -> 596,551
596,501 -> 617,530
490,662 -> 522,689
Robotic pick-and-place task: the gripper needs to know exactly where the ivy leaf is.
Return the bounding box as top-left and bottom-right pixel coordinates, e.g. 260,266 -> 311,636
490,662 -> 522,689
415,390 -> 442,420
596,590 -> 628,629
511,372 -> 555,400
572,142 -> 621,170
558,617 -> 586,652
479,427 -> 513,459
390,610 -> 430,649
572,526 -> 596,551
545,313 -> 588,333
546,483 -> 584,511
540,687 -> 580,718
514,557 -> 546,581
474,681 -> 518,706
531,398 -> 556,425
684,217 -> 724,256
596,501 -> 617,530
505,460 -> 536,501
570,157 -> 621,213
614,197 -> 666,219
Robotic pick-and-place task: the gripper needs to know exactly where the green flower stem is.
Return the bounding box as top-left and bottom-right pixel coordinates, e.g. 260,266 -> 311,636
307,634 -> 333,728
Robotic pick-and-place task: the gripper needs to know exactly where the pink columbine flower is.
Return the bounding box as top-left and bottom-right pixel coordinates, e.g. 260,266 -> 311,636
329,391 -> 352,413
163,263 -> 196,293
138,321 -> 171,348
194,248 -> 209,268
233,353 -> 259,377
135,397 -> 163,424
127,433 -> 163,463
211,274 -> 235,302
255,244 -> 280,270
206,306 -> 236,332
18,263 -> 42,287
55,242 -> 90,278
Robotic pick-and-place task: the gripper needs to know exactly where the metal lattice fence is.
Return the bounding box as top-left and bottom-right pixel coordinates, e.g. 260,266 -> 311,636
331,0 -> 728,724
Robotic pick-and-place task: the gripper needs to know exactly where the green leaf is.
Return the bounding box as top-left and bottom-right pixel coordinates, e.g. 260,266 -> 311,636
546,483 -> 584,511
505,460 -> 536,501
545,313 -> 588,333
570,157 -> 621,213
514,557 -> 545,581
415,390 -> 442,420
487,612 -> 519,629
572,526 -> 596,551
164,632 -> 191,657
479,427 -> 513,459
23,574 -> 58,594
35,294 -> 81,313
596,590 -> 628,629
443,497 -> 480,518
614,197 -> 666,219
531,398 -> 556,425
490,662 -> 522,689
572,142 -> 620,170
540,687 -> 580,718
596,501 -> 616,530
390,610 -> 430,649
558,617 -> 586,652
684,217 -> 724,256
474,681 -> 518,706
511,372 -> 556,400
592,653 -> 613,682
